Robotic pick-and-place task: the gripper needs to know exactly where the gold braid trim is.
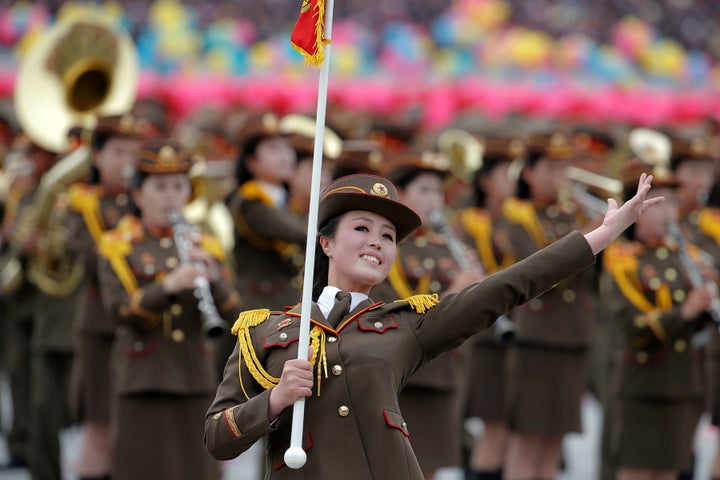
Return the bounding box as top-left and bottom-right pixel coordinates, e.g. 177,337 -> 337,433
200,233 -> 226,261
699,208 -> 720,247
461,208 -> 515,273
401,293 -> 439,314
502,198 -> 547,248
604,242 -> 672,342
387,254 -> 431,299
239,180 -> 274,207
69,184 -> 105,243
235,181 -> 294,254
99,231 -> 137,295
232,309 -> 279,397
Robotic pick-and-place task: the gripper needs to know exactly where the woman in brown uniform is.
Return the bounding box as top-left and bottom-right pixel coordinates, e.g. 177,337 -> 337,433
205,171 -> 659,479
461,137 -> 524,480
371,156 -> 484,479
601,171 -> 714,480
501,132 -> 599,480
98,138 -> 242,480
67,114 -> 143,479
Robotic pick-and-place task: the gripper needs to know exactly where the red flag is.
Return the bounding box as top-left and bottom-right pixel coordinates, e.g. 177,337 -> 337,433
290,0 -> 327,67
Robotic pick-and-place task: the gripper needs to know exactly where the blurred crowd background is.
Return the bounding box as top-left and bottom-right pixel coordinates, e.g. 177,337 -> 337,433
0,0 -> 719,129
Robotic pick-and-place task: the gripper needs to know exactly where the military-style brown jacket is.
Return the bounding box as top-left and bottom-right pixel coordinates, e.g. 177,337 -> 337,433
205,231 -> 594,479
230,181 -> 307,311
501,199 -> 596,348
98,218 -> 242,396
68,184 -> 135,335
602,240 -> 708,399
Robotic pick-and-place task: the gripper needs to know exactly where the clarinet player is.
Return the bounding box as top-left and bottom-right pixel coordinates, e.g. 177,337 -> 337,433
97,138 -> 242,480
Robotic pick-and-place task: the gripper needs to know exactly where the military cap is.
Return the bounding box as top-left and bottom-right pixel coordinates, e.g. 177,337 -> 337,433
137,137 -> 193,174
318,173 -> 421,241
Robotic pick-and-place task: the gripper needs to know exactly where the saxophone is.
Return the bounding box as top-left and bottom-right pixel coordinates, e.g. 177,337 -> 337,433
167,210 -> 229,340
428,210 -> 517,344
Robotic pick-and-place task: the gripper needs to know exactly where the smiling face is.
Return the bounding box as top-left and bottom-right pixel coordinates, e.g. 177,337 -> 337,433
320,210 -> 398,294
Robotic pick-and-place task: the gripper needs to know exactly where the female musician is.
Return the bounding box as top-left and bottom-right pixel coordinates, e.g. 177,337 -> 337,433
601,167 -> 715,480
205,171 -> 660,479
67,114 -> 143,479
229,113 -> 307,311
97,138 -> 241,480
371,156 -> 484,479
501,132 -> 600,480
461,137 -> 523,480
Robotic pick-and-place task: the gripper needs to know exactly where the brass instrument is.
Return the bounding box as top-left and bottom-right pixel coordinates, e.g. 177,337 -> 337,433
168,210 -> 229,340
428,210 -> 517,344
436,128 -> 484,183
0,17 -> 139,295
563,166 -> 623,219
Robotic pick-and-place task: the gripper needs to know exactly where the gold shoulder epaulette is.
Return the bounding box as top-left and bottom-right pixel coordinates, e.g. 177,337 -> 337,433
200,233 -> 225,261
399,294 -> 439,314
68,183 -> 100,213
602,241 -> 642,272
231,309 -> 272,335
501,197 -> 546,247
239,180 -> 273,207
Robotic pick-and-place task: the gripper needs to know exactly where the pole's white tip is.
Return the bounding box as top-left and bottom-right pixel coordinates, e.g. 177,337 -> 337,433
284,447 -> 307,469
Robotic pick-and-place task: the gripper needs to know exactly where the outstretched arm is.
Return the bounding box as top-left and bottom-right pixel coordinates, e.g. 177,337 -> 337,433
584,173 -> 663,255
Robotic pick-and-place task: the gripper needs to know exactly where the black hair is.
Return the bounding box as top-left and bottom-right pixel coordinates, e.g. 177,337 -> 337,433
515,147 -> 544,200
234,134 -> 291,192
127,169 -> 151,217
472,152 -> 512,207
311,214 -> 342,301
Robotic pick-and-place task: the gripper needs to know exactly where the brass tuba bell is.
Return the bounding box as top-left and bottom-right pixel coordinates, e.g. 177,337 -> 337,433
436,128 -> 484,183
1,17 -> 139,295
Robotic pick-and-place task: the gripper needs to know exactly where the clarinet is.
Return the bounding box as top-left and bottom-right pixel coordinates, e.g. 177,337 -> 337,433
167,210 -> 229,340
428,210 -> 517,344
666,222 -> 720,330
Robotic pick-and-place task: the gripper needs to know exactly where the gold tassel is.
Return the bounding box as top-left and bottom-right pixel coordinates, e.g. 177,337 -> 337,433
309,326 -> 328,396
402,294 -> 439,314
234,309 -> 278,396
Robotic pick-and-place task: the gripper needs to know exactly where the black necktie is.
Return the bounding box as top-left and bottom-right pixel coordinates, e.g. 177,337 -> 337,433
327,291 -> 351,328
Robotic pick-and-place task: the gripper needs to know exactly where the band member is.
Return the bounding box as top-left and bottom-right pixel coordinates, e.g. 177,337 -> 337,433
601,164 -> 714,480
501,132 -> 599,480
67,114 -> 144,479
205,171 -> 660,479
461,136 -> 524,480
0,134 -> 57,471
98,137 -> 241,480
372,155 -> 483,479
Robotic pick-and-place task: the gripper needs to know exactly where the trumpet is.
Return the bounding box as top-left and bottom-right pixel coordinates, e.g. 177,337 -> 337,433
167,210 -> 229,340
563,166 -> 623,220
428,210 -> 517,344
667,221 -> 720,330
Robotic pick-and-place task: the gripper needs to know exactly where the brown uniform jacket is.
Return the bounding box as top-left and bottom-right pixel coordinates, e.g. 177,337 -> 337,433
501,198 -> 596,348
205,231 -> 595,479
68,184 -> 134,335
230,181 -> 307,310
98,218 -> 242,396
601,240 -> 707,399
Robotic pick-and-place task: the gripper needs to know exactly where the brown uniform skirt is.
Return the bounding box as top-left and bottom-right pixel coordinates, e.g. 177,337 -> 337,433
111,393 -> 220,480
399,386 -> 463,473
506,345 -> 587,434
465,344 -> 508,421
613,396 -> 702,470
70,332 -> 114,422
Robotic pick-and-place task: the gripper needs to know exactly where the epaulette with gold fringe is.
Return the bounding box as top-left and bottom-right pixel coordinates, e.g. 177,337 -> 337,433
461,207 -> 515,273
397,293 -> 439,314
502,197 -> 547,248
239,180 -> 274,207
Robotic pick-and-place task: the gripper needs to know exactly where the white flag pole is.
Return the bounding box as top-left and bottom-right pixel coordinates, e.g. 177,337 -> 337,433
284,0 -> 335,469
